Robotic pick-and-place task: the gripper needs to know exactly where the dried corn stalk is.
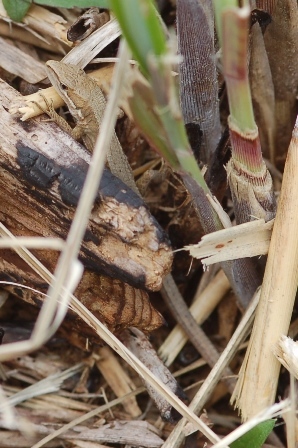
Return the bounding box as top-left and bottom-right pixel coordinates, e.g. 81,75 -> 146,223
232,116 -> 298,420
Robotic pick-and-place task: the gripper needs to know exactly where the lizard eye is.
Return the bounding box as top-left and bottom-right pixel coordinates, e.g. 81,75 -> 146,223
60,83 -> 67,91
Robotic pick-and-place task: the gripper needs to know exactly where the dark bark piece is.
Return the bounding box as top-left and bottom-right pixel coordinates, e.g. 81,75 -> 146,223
205,126 -> 230,200
177,0 -> 221,163
121,327 -> 188,423
0,78 -> 172,292
181,173 -> 262,308
249,22 -> 275,162
262,0 -> 298,166
67,8 -> 110,43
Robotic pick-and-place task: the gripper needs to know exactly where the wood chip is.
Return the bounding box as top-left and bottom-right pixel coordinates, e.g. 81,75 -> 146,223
184,218 -> 274,265
0,37 -> 46,83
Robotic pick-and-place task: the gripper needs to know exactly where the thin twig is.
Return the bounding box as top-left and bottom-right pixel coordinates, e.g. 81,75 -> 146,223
161,274 -> 236,394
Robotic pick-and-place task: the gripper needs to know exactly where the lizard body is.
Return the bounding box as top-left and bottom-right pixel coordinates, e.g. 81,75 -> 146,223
45,60 -> 138,194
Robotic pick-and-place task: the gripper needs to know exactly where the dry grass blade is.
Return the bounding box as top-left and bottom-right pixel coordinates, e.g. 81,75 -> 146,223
68,297 -> 221,444
0,364 -> 83,411
232,116 -> 298,420
30,388 -> 145,448
95,345 -> 141,417
161,274 -> 236,393
62,18 -> 121,67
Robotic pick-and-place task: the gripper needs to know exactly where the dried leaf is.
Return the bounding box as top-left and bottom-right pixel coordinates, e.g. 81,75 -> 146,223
177,0 -> 221,162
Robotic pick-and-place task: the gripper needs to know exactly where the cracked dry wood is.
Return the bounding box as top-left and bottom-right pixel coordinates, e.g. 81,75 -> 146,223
0,77 -> 172,334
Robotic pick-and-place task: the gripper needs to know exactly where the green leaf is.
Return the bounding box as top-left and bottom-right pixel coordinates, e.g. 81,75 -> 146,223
3,0 -> 109,21
34,0 -> 109,7
230,420 -> 275,448
109,0 -> 166,76
2,0 -> 32,22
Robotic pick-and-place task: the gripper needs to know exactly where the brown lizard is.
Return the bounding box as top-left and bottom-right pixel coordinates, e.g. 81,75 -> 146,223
45,61 -> 223,367
45,60 -> 138,194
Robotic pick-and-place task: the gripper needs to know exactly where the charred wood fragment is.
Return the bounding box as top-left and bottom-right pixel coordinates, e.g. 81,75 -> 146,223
0,77 -> 173,334
0,78 -> 172,292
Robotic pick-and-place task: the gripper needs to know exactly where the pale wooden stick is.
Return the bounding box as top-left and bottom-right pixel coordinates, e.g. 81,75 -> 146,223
96,346 -> 141,418
231,116 -> 298,420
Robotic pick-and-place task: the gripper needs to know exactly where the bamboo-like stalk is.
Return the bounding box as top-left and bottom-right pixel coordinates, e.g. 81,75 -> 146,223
231,116 -> 298,420
214,1 -> 276,224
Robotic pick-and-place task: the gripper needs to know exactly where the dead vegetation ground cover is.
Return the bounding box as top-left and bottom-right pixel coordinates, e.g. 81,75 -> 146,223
0,1 -> 297,447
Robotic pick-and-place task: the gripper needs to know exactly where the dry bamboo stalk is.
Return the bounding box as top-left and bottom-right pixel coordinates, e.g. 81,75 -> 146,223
158,269 -> 230,366
95,346 -> 141,418
231,116 -> 298,420
282,378 -> 298,448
